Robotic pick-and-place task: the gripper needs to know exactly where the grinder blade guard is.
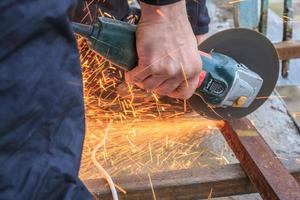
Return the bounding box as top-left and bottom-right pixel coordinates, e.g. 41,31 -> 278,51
189,28 -> 279,120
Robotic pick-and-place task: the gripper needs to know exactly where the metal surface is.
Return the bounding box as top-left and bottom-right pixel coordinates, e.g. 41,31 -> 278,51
189,28 -> 279,120
218,118 -> 300,200
85,115 -> 300,200
275,41 -> 300,60
85,161 -> 300,200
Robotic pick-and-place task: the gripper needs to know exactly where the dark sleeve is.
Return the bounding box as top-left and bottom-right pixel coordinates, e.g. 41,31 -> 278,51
140,0 -> 181,5
0,1 -> 92,199
73,0 -> 130,23
187,0 -> 210,35
140,0 -> 210,34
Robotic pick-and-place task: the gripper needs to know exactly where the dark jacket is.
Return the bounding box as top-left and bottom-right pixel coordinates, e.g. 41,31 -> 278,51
0,0 -> 92,199
0,0 -> 209,199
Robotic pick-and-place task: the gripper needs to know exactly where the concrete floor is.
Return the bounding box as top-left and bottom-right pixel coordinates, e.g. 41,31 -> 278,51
277,86 -> 300,128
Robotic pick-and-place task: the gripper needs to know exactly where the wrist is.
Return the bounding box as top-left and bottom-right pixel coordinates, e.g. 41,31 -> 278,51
196,34 -> 207,45
140,1 -> 188,23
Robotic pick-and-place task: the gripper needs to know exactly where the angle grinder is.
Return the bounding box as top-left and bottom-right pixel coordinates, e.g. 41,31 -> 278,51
72,17 -> 279,120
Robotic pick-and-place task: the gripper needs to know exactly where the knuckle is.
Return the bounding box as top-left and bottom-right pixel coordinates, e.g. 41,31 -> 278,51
181,92 -> 193,99
159,59 -> 177,76
186,62 -> 202,77
162,66 -> 176,76
148,65 -> 159,75
143,82 -> 155,90
178,88 -> 194,99
135,82 -> 144,89
124,72 -> 132,82
156,88 -> 171,96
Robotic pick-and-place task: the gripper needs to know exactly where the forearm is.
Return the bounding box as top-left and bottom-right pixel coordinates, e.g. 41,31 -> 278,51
140,0 -> 210,43
139,1 -> 188,23
128,0 -> 202,99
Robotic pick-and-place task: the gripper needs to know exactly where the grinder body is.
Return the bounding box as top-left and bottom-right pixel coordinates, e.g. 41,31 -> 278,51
72,17 -> 263,111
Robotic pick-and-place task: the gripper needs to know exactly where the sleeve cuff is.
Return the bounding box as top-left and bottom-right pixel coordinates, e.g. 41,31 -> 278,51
186,0 -> 210,35
140,0 -> 181,5
192,25 -> 209,35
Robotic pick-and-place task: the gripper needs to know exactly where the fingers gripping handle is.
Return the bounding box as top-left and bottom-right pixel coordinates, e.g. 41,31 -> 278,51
72,18 -> 209,90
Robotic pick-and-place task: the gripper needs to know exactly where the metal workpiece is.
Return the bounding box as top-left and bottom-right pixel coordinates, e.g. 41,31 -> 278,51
84,117 -> 300,200
218,118 -> 300,200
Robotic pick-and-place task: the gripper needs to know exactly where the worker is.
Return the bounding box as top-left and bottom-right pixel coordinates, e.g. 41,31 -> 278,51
0,0 -> 209,199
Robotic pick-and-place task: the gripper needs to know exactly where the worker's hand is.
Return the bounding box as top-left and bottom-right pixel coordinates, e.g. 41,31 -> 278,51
196,34 -> 206,45
125,1 -> 202,99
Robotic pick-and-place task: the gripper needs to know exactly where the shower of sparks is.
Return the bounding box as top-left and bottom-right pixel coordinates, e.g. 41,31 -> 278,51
77,2 -> 227,181
77,36 -> 226,180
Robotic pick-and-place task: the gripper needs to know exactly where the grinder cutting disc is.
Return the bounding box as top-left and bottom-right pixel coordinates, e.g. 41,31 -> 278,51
189,28 -> 279,120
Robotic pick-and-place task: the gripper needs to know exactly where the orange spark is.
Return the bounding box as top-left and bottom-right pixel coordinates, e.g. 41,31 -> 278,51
76,12 -> 225,183
228,0 -> 246,4
256,95 -> 288,100
207,188 -> 213,199
155,9 -> 168,20
148,173 -> 157,200
180,62 -> 189,88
